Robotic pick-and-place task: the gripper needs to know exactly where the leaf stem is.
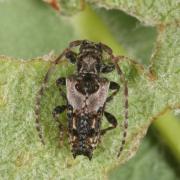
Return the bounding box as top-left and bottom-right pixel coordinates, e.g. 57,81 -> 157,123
70,4 -> 125,55
153,110 -> 180,161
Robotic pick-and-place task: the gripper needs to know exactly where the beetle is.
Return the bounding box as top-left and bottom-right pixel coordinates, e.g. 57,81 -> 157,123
34,40 -> 128,160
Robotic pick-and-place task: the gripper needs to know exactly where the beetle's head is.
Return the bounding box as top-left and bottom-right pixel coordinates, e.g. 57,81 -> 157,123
79,40 -> 102,54
69,114 -> 101,160
77,40 -> 102,74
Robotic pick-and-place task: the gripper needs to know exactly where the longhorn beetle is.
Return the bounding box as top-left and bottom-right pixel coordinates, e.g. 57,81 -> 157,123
35,40 -> 128,160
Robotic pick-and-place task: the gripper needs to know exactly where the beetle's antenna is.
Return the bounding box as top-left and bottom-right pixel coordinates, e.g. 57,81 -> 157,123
35,49 -> 68,144
112,56 -> 128,157
34,40 -> 83,144
100,42 -> 129,157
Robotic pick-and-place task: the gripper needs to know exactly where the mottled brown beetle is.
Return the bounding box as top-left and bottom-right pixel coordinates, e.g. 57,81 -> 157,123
35,40 -> 128,160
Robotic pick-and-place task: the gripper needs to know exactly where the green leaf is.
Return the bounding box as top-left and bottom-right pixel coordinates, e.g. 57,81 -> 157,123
0,0 -> 179,179
110,129 -> 180,180
94,8 -> 157,65
0,0 -> 75,59
0,52 -> 153,180
153,109 -> 180,161
88,0 -> 180,25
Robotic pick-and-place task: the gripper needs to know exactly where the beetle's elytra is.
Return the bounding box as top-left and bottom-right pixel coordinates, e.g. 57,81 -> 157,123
35,40 -> 128,160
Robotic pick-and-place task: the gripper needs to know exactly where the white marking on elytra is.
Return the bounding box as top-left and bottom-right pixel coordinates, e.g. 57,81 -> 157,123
91,119 -> 96,128
72,118 -> 76,129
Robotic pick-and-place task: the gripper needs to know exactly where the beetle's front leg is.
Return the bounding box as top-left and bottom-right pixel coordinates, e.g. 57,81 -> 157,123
100,63 -> 115,73
65,50 -> 77,64
53,105 -> 67,146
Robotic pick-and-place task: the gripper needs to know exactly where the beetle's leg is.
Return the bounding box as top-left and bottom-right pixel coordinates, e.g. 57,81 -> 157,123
52,105 -> 67,146
69,40 -> 83,48
100,63 -> 115,73
65,50 -> 77,64
106,81 -> 120,103
100,43 -> 129,157
101,111 -> 117,135
56,77 -> 67,101
34,40 -> 83,144
54,77 -> 67,146
99,42 -> 113,55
